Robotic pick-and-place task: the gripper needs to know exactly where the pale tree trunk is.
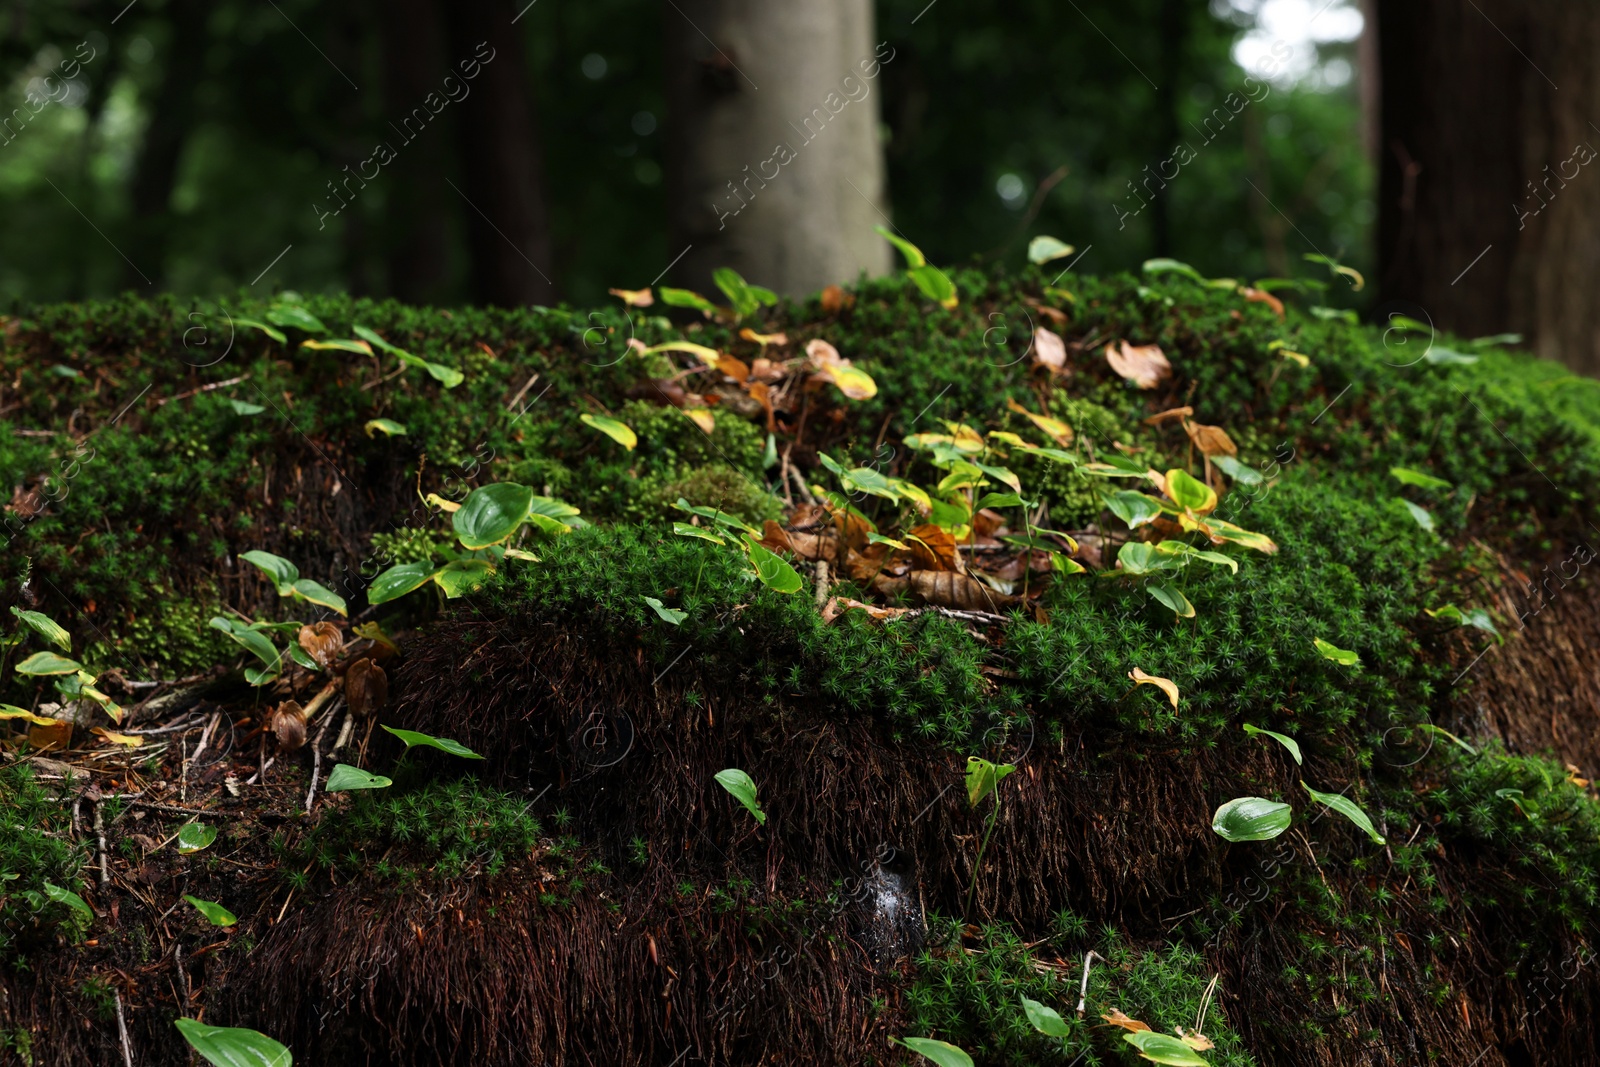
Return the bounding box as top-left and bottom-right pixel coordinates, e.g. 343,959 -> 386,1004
1376,0 -> 1600,375
663,0 -> 892,298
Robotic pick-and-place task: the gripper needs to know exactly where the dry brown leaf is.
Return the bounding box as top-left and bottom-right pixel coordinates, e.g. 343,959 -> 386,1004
748,357 -> 786,383
907,524 -> 961,571
820,284 -> 854,313
608,287 -> 654,307
28,719 -> 71,751
821,596 -> 908,624
346,658 -> 388,720
760,521 -> 796,556
1033,326 -> 1067,372
1006,397 -> 1073,445
1101,1009 -> 1153,1033
909,570 -> 1016,611
1143,406 -> 1194,426
1185,421 -> 1238,458
1240,286 -> 1285,318
715,354 -> 750,382
1129,667 -> 1179,710
1179,1030 -> 1215,1051
270,700 -> 307,751
971,508 -> 1007,539
1105,341 -> 1172,389
298,621 -> 343,670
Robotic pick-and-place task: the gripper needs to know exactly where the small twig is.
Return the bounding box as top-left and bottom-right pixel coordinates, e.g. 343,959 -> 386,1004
1076,950 -> 1105,1016
506,371 -> 541,412
94,800 -> 109,887
306,699 -> 338,815
114,990 -> 134,1067
153,373 -> 250,406
813,559 -> 830,612
332,706 -> 354,755
1195,973 -> 1219,1035
787,463 -> 816,505
302,677 -> 342,724
245,756 -> 275,787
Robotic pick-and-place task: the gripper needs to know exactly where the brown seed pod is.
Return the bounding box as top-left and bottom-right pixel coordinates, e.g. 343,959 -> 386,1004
297,621 -> 343,670
271,700 -> 307,751
345,657 -> 388,720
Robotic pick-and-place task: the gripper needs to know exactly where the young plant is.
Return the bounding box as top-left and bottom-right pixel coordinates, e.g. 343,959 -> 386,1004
963,756 -> 1015,920
714,768 -> 767,826
368,481 -> 584,605
670,501 -> 803,595
174,1019 -> 292,1067
4,607 -> 122,722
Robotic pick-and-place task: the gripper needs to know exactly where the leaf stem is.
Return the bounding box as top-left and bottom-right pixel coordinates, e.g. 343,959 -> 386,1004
964,796 -> 1001,922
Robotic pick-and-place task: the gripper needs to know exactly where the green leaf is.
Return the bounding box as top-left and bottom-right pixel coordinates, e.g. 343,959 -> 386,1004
974,492 -> 1026,512
896,1037 -> 974,1067
10,607 -> 71,651
1426,604 -> 1501,643
965,756 -> 1015,807
433,558 -> 494,598
381,725 -> 484,759
240,551 -> 300,595
350,325 -> 458,384
226,399 -> 266,416
177,822 -> 218,855
658,287 -> 718,313
907,264 -> 958,308
16,651 -> 83,676
300,338 -> 373,356
712,267 -> 778,317
324,763 -> 392,792
367,561 -> 438,605
1164,468 -> 1216,513
1124,1030 -> 1210,1066
643,596 -> 687,625
1242,724 -> 1303,765
173,1019 -> 293,1067
1141,258 -> 1206,284
184,895 -> 239,927
672,499 -> 759,535
363,418 -> 406,437
1153,540 -> 1239,574
1020,997 -> 1071,1037
1027,236 -> 1075,265
290,579 -> 347,617
1419,722 -> 1479,756
1146,582 -> 1195,618
742,536 -> 804,594
1390,467 -> 1452,490
1425,346 -> 1478,365
1396,498 -> 1435,531
42,881 -> 92,926
287,643 -> 319,671
1116,542 -> 1180,576
208,617 -> 281,671
1210,454 -> 1264,485
1212,796 -> 1292,842
672,521 -> 726,545
580,413 -> 638,450
1313,637 -> 1360,667
1301,781 -> 1385,844
874,225 -> 927,268
454,483 -> 537,549
714,768 -> 766,825
265,304 -> 327,333
523,496 -> 583,535
233,316 -> 287,344
1105,491 -> 1164,529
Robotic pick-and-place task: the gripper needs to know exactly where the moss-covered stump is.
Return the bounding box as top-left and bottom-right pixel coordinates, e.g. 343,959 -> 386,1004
2,263 -> 1600,1066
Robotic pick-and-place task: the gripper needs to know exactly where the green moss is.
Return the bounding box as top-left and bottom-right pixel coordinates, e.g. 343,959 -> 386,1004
0,762 -> 90,959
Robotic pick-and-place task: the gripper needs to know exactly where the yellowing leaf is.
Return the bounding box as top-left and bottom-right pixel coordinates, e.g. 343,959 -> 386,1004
1278,349 -> 1311,367
639,341 -> 722,366
1180,1031 -> 1215,1051
364,418 -> 406,437
608,286 -> 654,307
821,364 -> 877,400
1102,1009 -> 1153,1033
1105,341 -> 1172,389
0,704 -> 59,726
1129,668 -> 1179,710
580,413 -> 638,450
424,493 -> 461,513
300,338 -> 373,355
1006,398 -> 1073,445
684,408 -> 715,434
93,727 -> 143,747
738,327 -> 788,346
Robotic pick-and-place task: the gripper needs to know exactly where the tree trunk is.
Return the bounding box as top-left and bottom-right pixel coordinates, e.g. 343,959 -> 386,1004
380,0 -> 452,304
1376,0 -> 1600,375
444,0 -> 556,307
663,0 -> 891,298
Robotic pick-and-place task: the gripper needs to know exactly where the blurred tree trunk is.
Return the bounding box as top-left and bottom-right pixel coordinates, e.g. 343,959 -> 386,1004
664,0 -> 891,298
1377,0 -> 1600,375
122,0 -> 207,292
444,0 -> 556,306
380,0 -> 452,303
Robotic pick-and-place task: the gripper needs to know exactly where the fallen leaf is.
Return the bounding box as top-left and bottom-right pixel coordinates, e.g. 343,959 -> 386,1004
1105,341 -> 1172,389
745,380 -> 774,430
760,521 -> 797,556
821,597 -> 909,624
1006,397 -> 1073,445
1101,1009 -> 1153,1033
820,284 -> 854,313
806,338 -> 877,400
907,524 -> 961,571
715,354 -> 751,382
298,622 -> 343,669
1128,668 -> 1179,709
909,570 -> 1016,611
608,287 -> 654,307
1143,406 -> 1194,426
1033,327 -> 1067,372
28,719 -> 71,751
92,727 -> 143,748
748,358 -> 786,383
1240,287 -> 1285,318
270,701 -> 307,751
1185,421 -> 1238,458
683,407 -> 715,434
739,327 -> 788,346
346,657 -> 388,720
1179,1030 -> 1215,1051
